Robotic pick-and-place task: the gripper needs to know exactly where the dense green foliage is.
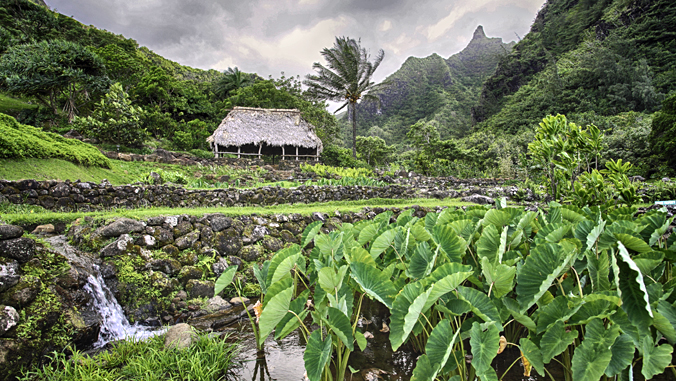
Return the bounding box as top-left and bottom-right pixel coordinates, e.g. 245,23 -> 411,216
649,94 -> 676,170
20,333 -> 238,381
0,113 -> 110,167
251,202 -> 676,381
74,83 -> 147,146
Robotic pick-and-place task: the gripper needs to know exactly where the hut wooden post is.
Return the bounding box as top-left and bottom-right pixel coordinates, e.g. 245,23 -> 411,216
237,147 -> 241,159
295,146 -> 299,161
282,146 -> 285,161
258,143 -> 262,159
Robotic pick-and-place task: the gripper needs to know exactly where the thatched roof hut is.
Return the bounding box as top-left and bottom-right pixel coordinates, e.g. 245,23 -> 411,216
208,107 -> 323,160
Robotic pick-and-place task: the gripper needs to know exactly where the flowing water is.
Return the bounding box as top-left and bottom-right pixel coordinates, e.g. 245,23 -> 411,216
83,267 -> 163,348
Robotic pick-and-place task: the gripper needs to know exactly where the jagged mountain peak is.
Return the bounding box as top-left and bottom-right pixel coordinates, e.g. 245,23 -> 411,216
473,25 -> 487,40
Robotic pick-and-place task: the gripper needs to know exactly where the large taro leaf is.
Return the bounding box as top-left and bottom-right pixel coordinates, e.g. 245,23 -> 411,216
657,300 -> 676,344
314,232 -> 344,262
349,246 -> 377,267
640,336 -> 674,380
370,228 -> 397,258
586,250 -> 611,292
456,286 -> 501,325
302,221 -> 323,248
540,320 -> 578,363
304,329 -> 332,381
258,279 -> 294,347
390,282 -> 432,351
263,277 -> 294,309
481,257 -> 515,299
275,289 -> 310,339
616,233 -> 652,254
433,224 -> 467,263
213,265 -> 238,296
520,338 -> 545,377
271,252 -> 305,284
502,298 -> 536,332
483,208 -> 511,228
318,265 -> 348,294
605,334 -> 635,378
350,261 -> 397,309
411,222 -> 432,242
475,368 -> 499,381
253,260 -> 271,294
266,245 -> 301,286
562,205 -> 589,223
469,322 -> 500,375
410,355 -> 439,381
536,296 -> 582,334
448,219 -> 477,243
516,242 -> 576,313
408,241 -> 437,279
325,306 -> 354,351
632,251 -> 664,276
571,319 -> 620,381
357,222 -> 380,247
410,319 -> 461,381
617,242 -> 653,332
476,224 -> 501,265
652,311 -> 676,345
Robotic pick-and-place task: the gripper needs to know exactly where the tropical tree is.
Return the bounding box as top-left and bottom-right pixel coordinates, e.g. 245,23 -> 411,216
304,36 -> 384,158
213,66 -> 253,100
0,39 -> 109,122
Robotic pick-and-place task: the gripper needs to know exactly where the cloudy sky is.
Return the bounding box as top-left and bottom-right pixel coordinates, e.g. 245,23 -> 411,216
45,0 -> 546,85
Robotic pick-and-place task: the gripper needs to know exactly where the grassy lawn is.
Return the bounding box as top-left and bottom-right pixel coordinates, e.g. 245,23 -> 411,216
0,197 -> 473,226
0,93 -> 38,115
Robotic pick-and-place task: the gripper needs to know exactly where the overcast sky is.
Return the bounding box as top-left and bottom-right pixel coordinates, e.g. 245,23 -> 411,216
45,0 -> 546,85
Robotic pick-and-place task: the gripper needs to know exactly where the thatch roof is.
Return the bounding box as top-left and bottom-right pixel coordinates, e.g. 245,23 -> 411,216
209,107 -> 323,152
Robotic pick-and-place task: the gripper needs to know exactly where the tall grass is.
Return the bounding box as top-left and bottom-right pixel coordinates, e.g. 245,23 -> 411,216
20,333 -> 239,381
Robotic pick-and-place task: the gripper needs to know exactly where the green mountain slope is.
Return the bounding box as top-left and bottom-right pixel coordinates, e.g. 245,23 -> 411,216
352,26 -> 513,144
474,0 -> 676,134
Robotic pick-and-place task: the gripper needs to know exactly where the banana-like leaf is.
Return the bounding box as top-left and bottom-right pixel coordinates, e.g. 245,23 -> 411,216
516,243 -> 576,313
540,320 -> 578,363
304,329 -> 332,381
350,261 -> 397,308
456,286 -> 501,324
605,334 -> 634,377
616,233 -> 652,253
253,260 -> 270,294
520,338 -> 545,376
354,330 -> 367,351
617,242 -> 653,331
469,322 -> 500,374
213,265 -> 238,296
408,242 -> 437,279
275,289 -> 310,339
302,221 -> 323,248
271,253 -> 305,284
266,245 -> 301,286
586,250 -> 611,292
536,296 -> 582,334
433,224 -> 467,263
481,257 -> 516,298
390,282 -> 432,351
571,319 -> 620,381
258,281 -> 294,347
326,306 -> 354,351
370,229 -> 396,258
640,336 -> 673,380
476,224 -> 501,265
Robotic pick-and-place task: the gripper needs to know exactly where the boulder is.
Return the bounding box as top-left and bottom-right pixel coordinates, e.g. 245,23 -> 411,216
262,236 -> 283,253
204,296 -> 231,312
186,279 -> 215,299
212,257 -> 229,277
207,214 -> 232,232
0,238 -> 35,263
177,266 -> 203,286
164,323 -> 197,349
212,228 -> 242,257
461,194 -> 495,205
0,260 -> 20,293
0,226 -> 23,240
175,231 -> 200,250
173,221 -> 193,238
31,224 -> 55,236
240,245 -> 263,262
0,276 -> 41,308
100,218 -> 146,238
100,234 -> 135,257
242,225 -> 268,244
229,296 -> 249,305
0,306 -> 19,337
149,258 -> 182,276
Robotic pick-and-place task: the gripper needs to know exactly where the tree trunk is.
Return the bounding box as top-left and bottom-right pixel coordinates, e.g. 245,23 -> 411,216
351,102 -> 357,158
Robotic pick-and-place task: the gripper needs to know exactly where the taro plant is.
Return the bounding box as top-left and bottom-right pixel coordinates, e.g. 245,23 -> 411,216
227,201 -> 676,381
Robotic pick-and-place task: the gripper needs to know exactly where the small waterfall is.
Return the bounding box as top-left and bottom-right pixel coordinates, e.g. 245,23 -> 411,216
84,267 -> 163,348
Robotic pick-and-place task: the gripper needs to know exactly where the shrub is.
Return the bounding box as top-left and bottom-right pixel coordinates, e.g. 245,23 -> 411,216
0,113 -> 110,167
320,144 -> 369,168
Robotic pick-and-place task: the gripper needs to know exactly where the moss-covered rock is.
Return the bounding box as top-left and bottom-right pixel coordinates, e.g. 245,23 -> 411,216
240,245 -> 263,262
0,275 -> 41,309
185,279 -> 214,299
212,228 -> 242,257
261,236 -> 283,253
177,266 -> 203,286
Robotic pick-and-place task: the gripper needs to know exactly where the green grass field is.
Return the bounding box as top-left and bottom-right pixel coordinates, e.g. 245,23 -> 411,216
0,93 -> 38,115
0,197 -> 472,227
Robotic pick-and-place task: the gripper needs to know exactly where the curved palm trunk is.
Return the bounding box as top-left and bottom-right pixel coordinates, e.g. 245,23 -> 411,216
351,101 -> 357,158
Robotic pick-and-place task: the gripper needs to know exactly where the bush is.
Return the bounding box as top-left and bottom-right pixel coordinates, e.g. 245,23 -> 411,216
0,113 -> 110,167
320,144 -> 369,168
74,83 -> 148,147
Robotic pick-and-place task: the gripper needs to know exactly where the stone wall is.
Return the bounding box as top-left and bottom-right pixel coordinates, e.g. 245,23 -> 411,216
0,180 -> 417,212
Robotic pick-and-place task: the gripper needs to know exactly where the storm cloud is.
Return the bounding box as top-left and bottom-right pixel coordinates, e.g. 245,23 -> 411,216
45,0 -> 545,84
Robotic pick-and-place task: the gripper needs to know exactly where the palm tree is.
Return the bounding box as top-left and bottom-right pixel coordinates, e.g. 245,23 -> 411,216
304,37 -> 384,158
213,67 -> 253,99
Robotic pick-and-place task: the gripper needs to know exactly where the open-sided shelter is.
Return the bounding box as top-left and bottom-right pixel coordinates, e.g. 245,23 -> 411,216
207,107 -> 323,160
